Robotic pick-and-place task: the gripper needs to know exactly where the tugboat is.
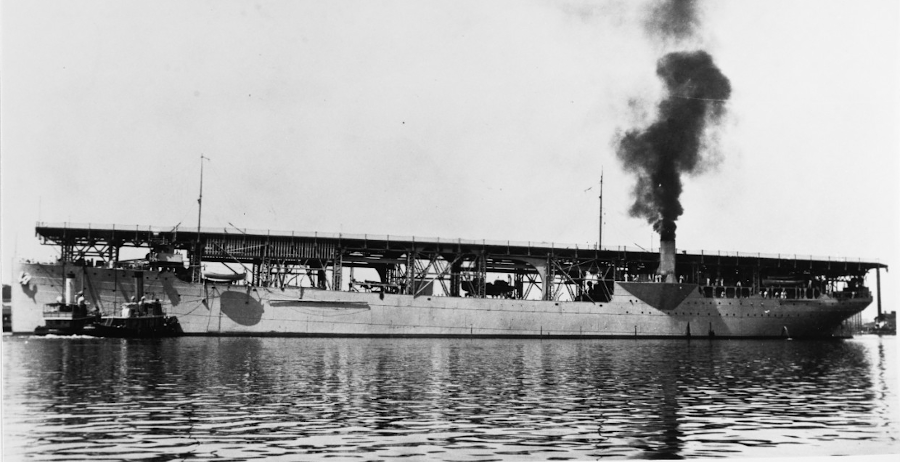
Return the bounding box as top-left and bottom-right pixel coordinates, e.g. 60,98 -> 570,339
88,297 -> 182,338
34,272 -> 98,335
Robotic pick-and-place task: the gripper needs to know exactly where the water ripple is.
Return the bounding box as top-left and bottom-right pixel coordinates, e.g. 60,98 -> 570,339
3,336 -> 898,460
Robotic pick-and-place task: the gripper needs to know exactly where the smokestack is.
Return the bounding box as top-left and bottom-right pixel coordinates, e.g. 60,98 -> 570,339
64,272 -> 76,305
658,240 -> 676,283
133,271 -> 144,300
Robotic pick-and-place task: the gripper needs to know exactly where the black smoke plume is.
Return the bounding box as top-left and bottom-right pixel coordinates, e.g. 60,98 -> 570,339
645,0 -> 700,42
616,50 -> 730,241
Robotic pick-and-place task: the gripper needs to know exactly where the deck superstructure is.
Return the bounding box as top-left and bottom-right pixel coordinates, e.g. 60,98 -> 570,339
34,222 -> 885,301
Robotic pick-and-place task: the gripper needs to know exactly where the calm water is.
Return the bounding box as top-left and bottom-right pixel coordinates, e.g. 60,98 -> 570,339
3,335 -> 898,461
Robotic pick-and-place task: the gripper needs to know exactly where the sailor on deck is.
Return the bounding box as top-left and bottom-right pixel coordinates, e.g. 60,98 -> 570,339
123,296 -> 136,317
75,291 -> 87,315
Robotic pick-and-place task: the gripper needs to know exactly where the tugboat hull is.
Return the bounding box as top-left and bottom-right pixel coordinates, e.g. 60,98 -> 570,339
33,319 -> 92,336
87,316 -> 182,338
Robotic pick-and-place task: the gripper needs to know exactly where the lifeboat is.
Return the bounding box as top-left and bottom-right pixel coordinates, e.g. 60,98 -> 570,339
202,271 -> 246,282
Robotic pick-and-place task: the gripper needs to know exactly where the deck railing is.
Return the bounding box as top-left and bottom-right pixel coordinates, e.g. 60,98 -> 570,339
698,285 -> 873,301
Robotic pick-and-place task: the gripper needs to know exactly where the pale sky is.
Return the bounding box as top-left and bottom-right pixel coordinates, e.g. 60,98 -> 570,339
2,0 -> 898,320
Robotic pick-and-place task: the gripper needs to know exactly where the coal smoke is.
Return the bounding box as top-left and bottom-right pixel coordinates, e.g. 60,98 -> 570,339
644,0 -> 701,42
616,50 -> 730,241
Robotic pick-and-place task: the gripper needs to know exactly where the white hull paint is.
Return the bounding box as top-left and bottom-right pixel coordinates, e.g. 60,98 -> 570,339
11,262 -> 869,338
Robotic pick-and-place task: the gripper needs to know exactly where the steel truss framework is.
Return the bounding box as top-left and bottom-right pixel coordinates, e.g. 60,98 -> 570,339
35,223 -> 887,301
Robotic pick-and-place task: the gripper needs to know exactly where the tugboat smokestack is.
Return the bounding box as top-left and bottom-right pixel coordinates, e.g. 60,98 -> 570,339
659,240 -> 676,283
64,272 -> 76,305
133,271 -> 144,300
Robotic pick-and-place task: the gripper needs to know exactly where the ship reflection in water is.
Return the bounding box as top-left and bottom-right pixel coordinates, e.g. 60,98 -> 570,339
2,336 -> 897,460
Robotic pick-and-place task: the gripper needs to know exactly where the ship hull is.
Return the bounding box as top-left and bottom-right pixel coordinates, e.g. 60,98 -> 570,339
11,262 -> 870,339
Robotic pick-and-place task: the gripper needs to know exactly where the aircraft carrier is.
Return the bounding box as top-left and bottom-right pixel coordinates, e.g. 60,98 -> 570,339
10,222 -> 885,339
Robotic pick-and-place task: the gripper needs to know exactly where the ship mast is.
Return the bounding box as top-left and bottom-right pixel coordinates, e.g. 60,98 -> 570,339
194,155 -> 208,282
197,155 -> 206,237
598,169 -> 603,250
